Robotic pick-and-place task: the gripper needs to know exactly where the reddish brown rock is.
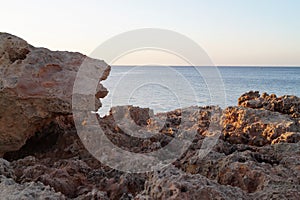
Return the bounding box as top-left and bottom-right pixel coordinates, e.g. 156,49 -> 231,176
13,157 -> 91,198
173,137 -> 300,199
0,33 -> 110,155
221,106 -> 299,146
138,166 -> 249,200
2,119 -> 145,199
238,91 -> 300,118
1,102 -> 300,199
1,42 -> 300,200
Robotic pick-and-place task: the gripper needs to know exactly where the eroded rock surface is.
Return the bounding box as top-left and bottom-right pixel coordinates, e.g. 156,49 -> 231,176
222,106 -> 299,146
174,139 -> 300,199
0,158 -> 15,179
0,33 -> 110,154
0,175 -> 66,200
1,33 -> 300,199
238,91 -> 300,118
138,166 -> 248,200
1,99 -> 300,199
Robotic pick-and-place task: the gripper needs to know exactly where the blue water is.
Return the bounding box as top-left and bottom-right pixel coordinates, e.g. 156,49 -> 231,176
99,66 -> 300,116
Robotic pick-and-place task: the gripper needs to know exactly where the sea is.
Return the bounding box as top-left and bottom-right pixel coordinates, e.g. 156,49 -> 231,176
99,66 -> 300,116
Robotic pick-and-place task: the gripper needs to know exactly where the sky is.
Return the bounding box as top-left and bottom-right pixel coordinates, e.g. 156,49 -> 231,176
1,0 -> 300,66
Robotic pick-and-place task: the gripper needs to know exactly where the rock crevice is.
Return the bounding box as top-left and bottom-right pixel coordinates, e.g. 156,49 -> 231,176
0,34 -> 299,199
0,33 -> 110,155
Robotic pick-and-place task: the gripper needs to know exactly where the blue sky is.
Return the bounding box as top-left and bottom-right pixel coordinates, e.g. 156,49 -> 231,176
1,0 -> 300,66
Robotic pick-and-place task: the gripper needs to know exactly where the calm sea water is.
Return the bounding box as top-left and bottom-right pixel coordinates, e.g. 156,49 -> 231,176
99,66 -> 300,116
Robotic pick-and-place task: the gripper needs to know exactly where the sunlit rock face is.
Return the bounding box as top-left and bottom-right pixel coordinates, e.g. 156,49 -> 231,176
221,106 -> 299,146
238,91 -> 300,118
0,33 -> 300,199
0,33 -> 110,155
221,91 -> 300,146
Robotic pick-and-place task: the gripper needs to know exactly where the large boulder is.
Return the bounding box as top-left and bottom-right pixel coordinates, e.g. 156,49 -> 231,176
0,33 -> 110,155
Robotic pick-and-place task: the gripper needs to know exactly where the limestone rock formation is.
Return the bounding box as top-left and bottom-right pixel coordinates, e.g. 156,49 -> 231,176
0,175 -> 66,200
0,158 -> 15,179
138,166 -> 248,200
1,101 -> 300,199
222,106 -> 299,146
0,171 -> 110,200
220,91 -> 300,146
175,140 -> 300,199
1,33 -> 300,199
0,33 -> 110,155
238,91 -> 300,118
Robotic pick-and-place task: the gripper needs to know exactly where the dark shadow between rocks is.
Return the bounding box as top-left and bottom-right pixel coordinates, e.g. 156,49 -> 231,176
4,121 -> 63,161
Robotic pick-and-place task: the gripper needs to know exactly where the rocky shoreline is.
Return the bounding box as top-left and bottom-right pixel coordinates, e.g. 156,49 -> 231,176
0,33 -> 300,199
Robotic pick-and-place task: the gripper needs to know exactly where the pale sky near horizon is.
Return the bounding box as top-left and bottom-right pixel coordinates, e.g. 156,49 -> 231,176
1,0 -> 300,66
